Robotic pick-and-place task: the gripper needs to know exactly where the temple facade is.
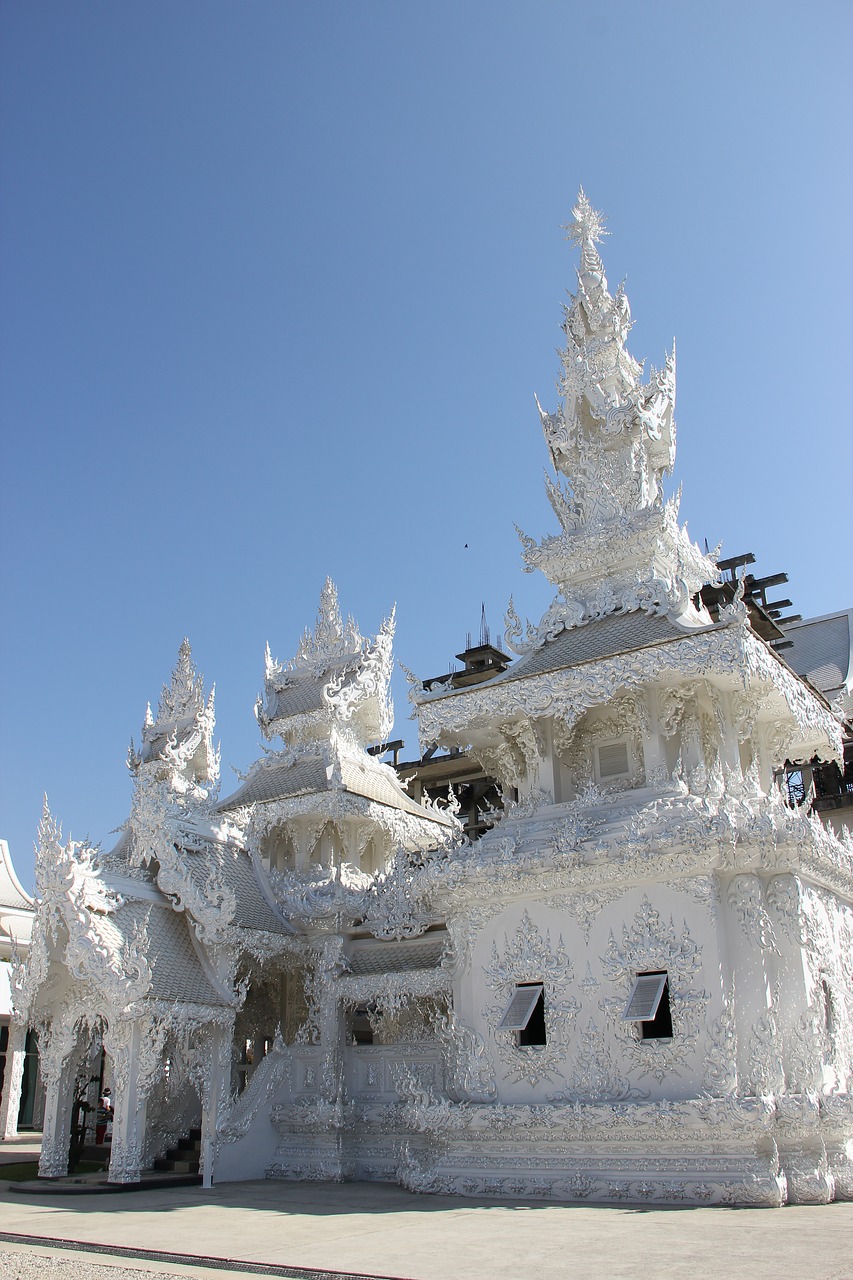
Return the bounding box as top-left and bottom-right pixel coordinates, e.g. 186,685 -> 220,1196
8,194 -> 852,1206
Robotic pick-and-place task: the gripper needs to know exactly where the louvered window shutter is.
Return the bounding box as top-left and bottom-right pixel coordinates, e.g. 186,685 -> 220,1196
498,984 -> 544,1031
598,741 -> 630,778
622,973 -> 668,1021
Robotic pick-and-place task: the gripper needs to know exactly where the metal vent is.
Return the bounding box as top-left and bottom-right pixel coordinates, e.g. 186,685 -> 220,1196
498,983 -> 544,1031
598,741 -> 630,778
622,973 -> 668,1021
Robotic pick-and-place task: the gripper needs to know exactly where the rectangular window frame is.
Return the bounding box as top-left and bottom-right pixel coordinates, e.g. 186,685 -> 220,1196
498,982 -> 545,1032
622,972 -> 668,1022
596,739 -> 631,782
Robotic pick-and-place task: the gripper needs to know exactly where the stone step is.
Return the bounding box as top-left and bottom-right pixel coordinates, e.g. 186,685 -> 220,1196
151,1127 -> 203,1175
153,1155 -> 200,1173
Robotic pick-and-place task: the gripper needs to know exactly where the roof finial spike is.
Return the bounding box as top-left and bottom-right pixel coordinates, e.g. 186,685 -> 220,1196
314,577 -> 344,650
380,603 -> 397,642
35,794 -> 63,873
158,638 -> 205,722
564,187 -> 608,251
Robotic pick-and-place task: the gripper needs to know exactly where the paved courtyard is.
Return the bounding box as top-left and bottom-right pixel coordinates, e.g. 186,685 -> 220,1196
1,1167 -> 852,1280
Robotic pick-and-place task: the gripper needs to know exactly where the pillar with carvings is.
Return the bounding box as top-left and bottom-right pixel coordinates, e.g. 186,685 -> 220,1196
640,688 -> 669,787
37,1021 -> 80,1178
722,874 -> 784,1097
0,1017 -> 28,1139
314,935 -> 346,1104
763,873 -> 835,1204
200,1016 -> 234,1188
105,1017 -> 163,1184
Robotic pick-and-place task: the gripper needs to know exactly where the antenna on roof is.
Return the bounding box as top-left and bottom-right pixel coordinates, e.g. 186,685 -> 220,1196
480,604 -> 490,647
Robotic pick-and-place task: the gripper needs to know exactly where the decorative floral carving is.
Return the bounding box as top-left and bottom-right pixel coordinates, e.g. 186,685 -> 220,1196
483,911 -> 579,1086
548,889 -> 622,943
435,1008 -> 497,1102
726,875 -> 779,954
702,987 -> 738,1096
601,898 -> 707,1082
743,1009 -> 785,1097
548,1017 -> 644,1102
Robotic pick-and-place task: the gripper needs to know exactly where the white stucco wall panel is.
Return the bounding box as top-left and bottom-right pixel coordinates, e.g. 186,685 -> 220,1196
462,883 -> 726,1107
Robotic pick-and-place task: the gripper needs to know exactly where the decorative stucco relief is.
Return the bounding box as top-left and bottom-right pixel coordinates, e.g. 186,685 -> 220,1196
482,911 -> 579,1086
600,897 -> 708,1082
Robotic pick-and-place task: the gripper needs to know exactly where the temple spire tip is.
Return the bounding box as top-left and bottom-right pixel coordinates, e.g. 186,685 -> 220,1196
564,187 -> 608,250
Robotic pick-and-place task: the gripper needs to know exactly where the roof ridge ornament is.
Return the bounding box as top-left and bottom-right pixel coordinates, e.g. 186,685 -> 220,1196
158,638 -> 205,723
563,187 -> 610,299
257,583 -> 396,747
292,577 -> 365,671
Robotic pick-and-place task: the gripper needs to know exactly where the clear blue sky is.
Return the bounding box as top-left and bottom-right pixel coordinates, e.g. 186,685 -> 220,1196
2,1 -> 851,892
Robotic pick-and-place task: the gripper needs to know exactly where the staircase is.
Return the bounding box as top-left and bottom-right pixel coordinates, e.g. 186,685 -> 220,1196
153,1127 -> 202,1175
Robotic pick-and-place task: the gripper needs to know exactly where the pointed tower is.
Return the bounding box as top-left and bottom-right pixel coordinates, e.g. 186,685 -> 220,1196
218,580 -> 457,923
411,192 -> 840,808
128,639 -> 219,801
386,197 -> 850,1210
256,577 -> 393,749
510,189 -> 716,651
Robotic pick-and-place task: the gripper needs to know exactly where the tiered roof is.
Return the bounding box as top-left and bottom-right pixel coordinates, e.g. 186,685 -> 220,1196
410,193 -> 842,776
220,579 -> 454,833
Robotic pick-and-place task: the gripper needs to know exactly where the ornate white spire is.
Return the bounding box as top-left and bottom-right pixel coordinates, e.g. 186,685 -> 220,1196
129,640 -> 219,798
507,193 -> 717,654
257,580 -> 394,746
34,795 -> 65,904
563,186 -> 609,286
293,577 -> 364,670
158,638 -> 205,722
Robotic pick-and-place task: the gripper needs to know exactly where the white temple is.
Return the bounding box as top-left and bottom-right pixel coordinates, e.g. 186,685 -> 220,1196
7,193 -> 852,1206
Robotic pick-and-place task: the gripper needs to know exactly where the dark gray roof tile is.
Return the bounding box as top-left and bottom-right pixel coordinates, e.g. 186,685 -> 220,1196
782,612 -> 852,701
502,611 -> 701,681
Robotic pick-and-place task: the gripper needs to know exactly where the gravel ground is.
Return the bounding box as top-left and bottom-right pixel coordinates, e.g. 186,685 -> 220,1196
0,1253 -> 186,1280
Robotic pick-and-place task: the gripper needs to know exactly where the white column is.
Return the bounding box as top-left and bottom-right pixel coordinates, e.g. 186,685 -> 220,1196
0,1019 -> 28,1139
640,689 -> 668,786
716,691 -> 743,775
200,1019 -> 232,1188
763,874 -> 834,1204
105,1019 -> 159,1184
37,1024 -> 79,1178
533,719 -> 559,804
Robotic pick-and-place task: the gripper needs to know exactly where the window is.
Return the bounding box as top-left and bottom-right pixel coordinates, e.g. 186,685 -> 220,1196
785,768 -> 806,807
597,741 -> 630,780
350,1006 -> 374,1045
623,971 -> 673,1040
498,982 -> 546,1046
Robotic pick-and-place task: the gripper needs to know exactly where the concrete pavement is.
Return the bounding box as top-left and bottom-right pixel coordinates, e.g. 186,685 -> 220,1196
1,1175 -> 852,1280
